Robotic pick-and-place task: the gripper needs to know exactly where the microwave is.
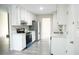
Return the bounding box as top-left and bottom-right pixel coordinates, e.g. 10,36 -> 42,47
16,28 -> 25,33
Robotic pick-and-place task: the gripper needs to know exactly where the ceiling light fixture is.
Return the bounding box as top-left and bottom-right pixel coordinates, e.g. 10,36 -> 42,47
40,7 -> 44,10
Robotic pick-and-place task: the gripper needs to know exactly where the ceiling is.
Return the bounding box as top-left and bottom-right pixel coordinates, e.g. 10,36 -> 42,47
19,4 -> 56,15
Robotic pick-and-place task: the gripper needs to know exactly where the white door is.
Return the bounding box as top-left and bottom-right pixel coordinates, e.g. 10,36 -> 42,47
0,9 -> 9,51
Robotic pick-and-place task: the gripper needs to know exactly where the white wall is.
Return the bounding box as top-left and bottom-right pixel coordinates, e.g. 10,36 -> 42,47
51,4 -> 79,55
68,5 -> 79,55
64,4 -> 79,55
65,5 -> 75,54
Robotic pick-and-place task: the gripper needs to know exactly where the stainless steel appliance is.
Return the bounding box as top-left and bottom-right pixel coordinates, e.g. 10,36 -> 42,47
16,28 -> 25,33
26,32 -> 32,48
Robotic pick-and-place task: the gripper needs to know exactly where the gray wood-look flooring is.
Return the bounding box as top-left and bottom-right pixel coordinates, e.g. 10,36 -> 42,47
0,39 -> 50,55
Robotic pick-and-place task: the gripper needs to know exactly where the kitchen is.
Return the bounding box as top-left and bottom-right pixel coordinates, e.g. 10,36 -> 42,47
9,5 -> 38,51
0,4 -> 53,55
1,4 -> 79,55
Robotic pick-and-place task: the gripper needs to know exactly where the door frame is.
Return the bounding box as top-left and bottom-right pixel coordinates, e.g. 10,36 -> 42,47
8,12 -> 10,51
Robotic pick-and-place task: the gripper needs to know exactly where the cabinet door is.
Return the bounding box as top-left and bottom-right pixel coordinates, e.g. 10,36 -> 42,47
11,6 -> 16,25
29,13 -> 32,25
27,12 -> 32,25
11,6 -> 20,25
32,31 -> 35,42
32,14 -> 36,21
12,34 -> 22,51
51,38 -> 67,55
22,34 -> 26,49
16,6 -> 20,25
20,8 -> 25,21
25,10 -> 28,22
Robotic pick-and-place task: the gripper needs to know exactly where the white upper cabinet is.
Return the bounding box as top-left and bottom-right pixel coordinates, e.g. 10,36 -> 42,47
27,12 -> 32,25
11,5 -> 35,25
25,10 -> 28,22
20,8 -> 33,25
20,7 -> 26,21
11,5 -> 21,25
30,13 -> 35,21
32,14 -> 36,21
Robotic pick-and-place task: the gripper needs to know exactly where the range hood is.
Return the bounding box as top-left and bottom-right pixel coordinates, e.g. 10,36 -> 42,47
12,20 -> 28,28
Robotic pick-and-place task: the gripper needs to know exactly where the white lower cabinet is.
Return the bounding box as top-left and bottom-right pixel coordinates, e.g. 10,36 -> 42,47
11,33 -> 26,51
50,37 -> 76,55
50,38 -> 67,55
32,31 -> 36,42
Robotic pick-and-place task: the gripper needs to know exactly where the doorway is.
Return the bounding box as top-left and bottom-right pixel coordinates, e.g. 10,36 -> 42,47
0,9 -> 9,52
40,18 -> 51,54
41,18 -> 51,40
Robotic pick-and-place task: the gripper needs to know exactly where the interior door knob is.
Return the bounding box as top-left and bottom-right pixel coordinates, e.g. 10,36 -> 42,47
50,36 -> 52,40
6,34 -> 10,38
